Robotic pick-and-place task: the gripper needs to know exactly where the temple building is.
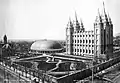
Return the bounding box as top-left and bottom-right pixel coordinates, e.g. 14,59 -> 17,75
66,3 -> 113,59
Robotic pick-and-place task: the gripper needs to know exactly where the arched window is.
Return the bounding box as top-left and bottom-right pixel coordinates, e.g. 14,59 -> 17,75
83,40 -> 85,43
80,49 -> 82,52
89,50 -> 91,53
80,40 -> 82,43
83,49 -> 85,53
92,50 -> 94,54
89,40 -> 91,43
75,49 -> 76,52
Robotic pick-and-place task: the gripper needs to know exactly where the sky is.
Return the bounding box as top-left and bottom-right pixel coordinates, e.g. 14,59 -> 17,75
0,0 -> 120,40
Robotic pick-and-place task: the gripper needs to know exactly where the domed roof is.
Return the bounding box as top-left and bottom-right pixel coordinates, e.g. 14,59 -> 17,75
30,40 -> 63,51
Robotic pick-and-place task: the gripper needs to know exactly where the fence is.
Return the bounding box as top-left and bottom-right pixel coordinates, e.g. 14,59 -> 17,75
0,60 -> 57,83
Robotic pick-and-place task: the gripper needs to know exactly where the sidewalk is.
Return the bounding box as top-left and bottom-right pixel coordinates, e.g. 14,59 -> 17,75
0,64 -> 31,83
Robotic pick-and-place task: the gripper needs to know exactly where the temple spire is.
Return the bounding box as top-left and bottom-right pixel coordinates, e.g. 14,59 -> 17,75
102,2 -> 108,22
108,13 -> 112,24
98,8 -> 100,17
75,11 -> 78,22
98,8 -> 102,22
80,19 -> 85,31
67,17 -> 73,28
80,19 -> 83,27
69,17 -> 72,24
103,2 -> 106,15
74,11 -> 80,31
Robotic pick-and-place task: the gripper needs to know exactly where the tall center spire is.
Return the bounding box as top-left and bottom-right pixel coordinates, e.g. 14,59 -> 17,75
98,8 -> 100,17
98,8 -> 102,22
75,11 -> 78,22
67,17 -> 73,29
108,14 -> 112,24
74,11 -> 80,31
103,2 -> 106,15
69,17 -> 73,27
102,2 -> 108,22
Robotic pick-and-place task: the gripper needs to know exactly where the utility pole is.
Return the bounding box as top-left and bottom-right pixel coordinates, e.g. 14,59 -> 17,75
2,46 -> 7,83
92,27 -> 96,83
92,56 -> 94,83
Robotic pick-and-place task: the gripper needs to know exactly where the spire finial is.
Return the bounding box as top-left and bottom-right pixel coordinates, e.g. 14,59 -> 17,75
68,17 -> 73,28
75,11 -> 78,22
108,13 -> 110,18
103,1 -> 107,15
103,1 -> 105,12
98,8 -> 100,16
80,18 -> 83,24
69,17 -> 71,21
97,8 -> 102,22
108,13 -> 112,24
80,18 -> 84,27
69,17 -> 72,24
102,1 -> 108,22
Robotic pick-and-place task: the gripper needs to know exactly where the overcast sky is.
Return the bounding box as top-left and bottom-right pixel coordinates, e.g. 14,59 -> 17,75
0,0 -> 119,40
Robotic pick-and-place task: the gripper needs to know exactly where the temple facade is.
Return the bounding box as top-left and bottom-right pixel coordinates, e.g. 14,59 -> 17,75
66,3 -> 113,59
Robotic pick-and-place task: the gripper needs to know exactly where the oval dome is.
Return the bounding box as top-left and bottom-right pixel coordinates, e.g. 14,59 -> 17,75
30,40 -> 63,51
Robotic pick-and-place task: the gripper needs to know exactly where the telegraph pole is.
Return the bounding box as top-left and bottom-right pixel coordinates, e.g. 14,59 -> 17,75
92,56 -> 94,83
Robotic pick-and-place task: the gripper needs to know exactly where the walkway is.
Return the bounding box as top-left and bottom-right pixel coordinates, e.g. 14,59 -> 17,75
0,62 -> 30,83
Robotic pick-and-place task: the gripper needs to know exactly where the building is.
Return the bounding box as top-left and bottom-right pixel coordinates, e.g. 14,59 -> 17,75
30,40 -> 64,54
0,35 -> 12,57
3,35 -> 7,44
66,3 -> 113,59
